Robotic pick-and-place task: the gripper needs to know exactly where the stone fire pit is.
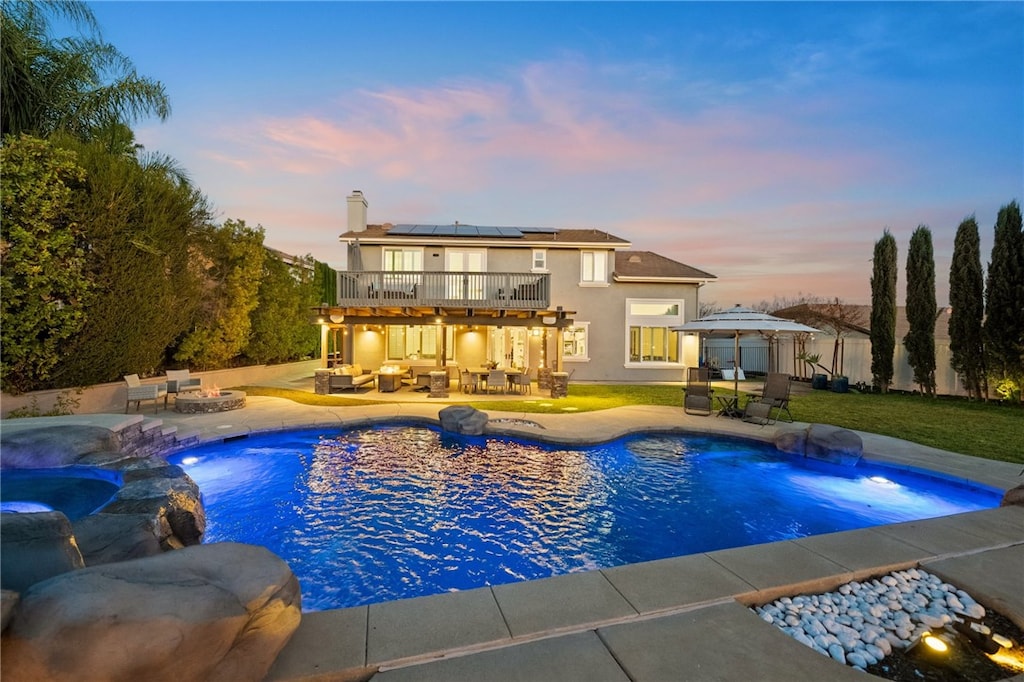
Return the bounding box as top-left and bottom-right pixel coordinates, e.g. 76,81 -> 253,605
174,390 -> 246,414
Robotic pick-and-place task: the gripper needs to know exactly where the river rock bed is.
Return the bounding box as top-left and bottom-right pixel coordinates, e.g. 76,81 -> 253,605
753,568 -> 1023,679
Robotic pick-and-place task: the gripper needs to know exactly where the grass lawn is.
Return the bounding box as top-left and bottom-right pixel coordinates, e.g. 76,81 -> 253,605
236,384 -> 1023,465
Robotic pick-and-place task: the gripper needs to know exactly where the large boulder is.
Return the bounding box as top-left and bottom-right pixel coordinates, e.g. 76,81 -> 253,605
1,542 -> 302,682
98,465 -> 205,547
1001,484 -> 1024,507
773,424 -> 863,466
805,424 -> 863,466
0,425 -> 121,469
439,405 -> 489,436
71,513 -> 169,565
0,512 -> 84,592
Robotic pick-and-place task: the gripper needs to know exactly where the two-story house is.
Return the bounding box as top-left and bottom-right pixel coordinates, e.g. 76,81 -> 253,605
315,191 -> 715,384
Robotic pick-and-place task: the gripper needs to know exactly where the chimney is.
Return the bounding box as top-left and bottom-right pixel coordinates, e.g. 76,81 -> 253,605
347,190 -> 368,232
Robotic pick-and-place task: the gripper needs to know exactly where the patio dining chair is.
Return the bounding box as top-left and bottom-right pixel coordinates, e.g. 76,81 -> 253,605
486,369 -> 506,394
460,370 -> 479,394
511,368 -> 532,394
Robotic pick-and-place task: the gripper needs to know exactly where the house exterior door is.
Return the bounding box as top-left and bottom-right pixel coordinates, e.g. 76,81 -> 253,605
445,249 -> 486,300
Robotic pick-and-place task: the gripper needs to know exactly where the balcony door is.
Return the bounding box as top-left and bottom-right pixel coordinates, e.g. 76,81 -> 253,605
445,249 -> 486,300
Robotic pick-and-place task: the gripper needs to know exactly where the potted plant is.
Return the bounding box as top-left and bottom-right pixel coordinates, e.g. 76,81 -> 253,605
797,352 -> 830,390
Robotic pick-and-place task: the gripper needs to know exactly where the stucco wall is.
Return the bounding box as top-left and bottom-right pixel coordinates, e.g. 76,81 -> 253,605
0,360 -> 321,418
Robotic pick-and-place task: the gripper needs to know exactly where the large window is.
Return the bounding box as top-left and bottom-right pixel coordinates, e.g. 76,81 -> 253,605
382,247 -> 423,271
386,325 -> 454,361
580,250 -> 608,284
562,323 -> 589,361
626,299 -> 683,366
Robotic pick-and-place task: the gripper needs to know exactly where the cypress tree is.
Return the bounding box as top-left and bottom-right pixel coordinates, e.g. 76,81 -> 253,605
870,230 -> 898,393
905,225 -> 937,396
948,216 -> 986,399
984,200 -> 1024,402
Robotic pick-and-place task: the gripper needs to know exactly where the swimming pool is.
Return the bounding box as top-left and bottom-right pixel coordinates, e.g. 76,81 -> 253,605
167,424 -> 1000,612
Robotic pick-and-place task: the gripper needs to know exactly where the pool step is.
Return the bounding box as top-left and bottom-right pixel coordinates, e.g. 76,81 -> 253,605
118,418 -> 197,458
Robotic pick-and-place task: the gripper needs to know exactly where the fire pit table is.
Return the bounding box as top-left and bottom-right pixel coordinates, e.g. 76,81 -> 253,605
174,390 -> 246,414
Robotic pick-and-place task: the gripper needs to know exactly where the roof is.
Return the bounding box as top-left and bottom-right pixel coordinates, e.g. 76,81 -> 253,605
613,251 -> 716,282
773,303 -> 951,341
340,223 -> 631,247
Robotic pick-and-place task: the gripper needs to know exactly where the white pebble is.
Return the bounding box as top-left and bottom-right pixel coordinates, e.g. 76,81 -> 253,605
866,643 -> 886,661
793,632 -> 816,649
966,603 -> 985,619
846,651 -> 867,669
876,637 -> 893,655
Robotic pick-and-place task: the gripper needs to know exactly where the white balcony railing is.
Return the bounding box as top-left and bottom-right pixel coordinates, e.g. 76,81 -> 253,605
337,271 -> 550,310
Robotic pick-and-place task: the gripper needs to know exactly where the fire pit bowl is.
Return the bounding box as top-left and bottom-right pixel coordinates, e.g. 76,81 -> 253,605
174,390 -> 246,414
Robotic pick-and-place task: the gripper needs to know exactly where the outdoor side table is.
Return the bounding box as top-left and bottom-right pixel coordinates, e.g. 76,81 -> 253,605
715,395 -> 742,418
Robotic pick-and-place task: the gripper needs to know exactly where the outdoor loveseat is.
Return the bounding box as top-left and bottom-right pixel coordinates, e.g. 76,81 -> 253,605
328,364 -> 375,392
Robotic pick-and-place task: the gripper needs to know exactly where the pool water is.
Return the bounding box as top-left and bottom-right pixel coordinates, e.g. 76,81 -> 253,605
167,425 -> 1000,612
1,467 -> 122,521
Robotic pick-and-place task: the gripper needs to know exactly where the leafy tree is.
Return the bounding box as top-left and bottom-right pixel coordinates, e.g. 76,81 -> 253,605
1,0 -> 169,139
948,216 -> 986,399
245,252 -> 318,364
175,219 -> 266,370
870,230 -> 898,393
984,200 -> 1024,402
0,134 -> 89,393
314,260 -> 337,306
50,136 -> 210,386
904,225 -> 937,396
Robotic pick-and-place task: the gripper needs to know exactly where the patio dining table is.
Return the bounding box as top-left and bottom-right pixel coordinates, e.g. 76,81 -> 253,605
465,368 -> 524,394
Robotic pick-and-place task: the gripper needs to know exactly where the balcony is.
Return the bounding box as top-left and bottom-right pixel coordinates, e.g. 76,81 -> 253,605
337,271 -> 551,311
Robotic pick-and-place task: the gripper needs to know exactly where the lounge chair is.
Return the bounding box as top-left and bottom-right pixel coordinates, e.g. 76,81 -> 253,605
124,374 -> 168,414
743,372 -> 793,424
682,367 -> 714,416
166,369 -> 202,397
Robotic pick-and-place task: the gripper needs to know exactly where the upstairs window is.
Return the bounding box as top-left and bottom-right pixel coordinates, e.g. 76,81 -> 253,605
580,250 -> 608,284
532,249 -> 547,272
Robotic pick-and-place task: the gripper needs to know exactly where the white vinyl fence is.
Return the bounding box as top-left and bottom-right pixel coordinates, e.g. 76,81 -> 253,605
704,335 -> 965,396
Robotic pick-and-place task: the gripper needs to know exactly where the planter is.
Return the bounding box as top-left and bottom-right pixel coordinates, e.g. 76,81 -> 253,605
811,373 -> 828,390
831,376 -> 849,393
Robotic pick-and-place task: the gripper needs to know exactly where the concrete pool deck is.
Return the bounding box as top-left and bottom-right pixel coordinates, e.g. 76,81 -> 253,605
132,392 -> 1024,682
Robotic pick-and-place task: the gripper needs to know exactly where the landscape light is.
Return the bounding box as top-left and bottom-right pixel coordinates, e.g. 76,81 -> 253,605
923,634 -> 949,653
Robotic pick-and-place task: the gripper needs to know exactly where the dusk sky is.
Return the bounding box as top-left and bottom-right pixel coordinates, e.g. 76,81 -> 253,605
83,1 -> 1021,307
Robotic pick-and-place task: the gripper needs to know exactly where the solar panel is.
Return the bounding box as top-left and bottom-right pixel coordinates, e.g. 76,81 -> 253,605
388,224 -> 530,238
